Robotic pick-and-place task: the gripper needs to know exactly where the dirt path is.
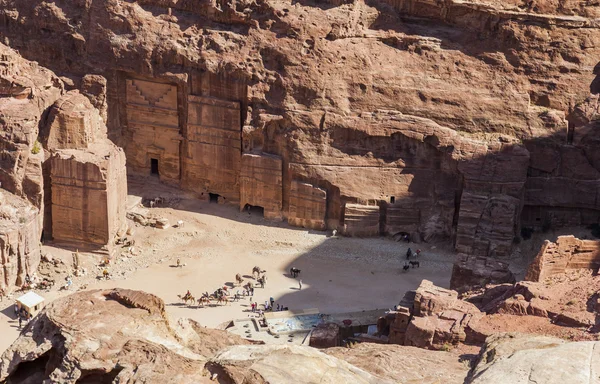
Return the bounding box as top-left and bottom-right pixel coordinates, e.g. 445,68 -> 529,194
0,180 -> 456,353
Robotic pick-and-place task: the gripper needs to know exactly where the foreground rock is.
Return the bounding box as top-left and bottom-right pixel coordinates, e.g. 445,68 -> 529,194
326,343 -> 469,384
0,289 -> 399,383
0,289 -> 245,383
467,333 -> 600,384
208,344 -> 393,384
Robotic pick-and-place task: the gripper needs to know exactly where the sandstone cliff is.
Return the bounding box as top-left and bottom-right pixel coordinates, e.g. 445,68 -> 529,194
0,0 -> 598,257
0,43 -> 64,291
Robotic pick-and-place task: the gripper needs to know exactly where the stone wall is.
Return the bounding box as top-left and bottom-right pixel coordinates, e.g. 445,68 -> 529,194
525,236 -> 600,282
288,181 -> 327,230
240,153 -> 283,220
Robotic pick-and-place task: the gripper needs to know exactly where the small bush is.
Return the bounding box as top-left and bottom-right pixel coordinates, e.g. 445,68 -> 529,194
31,140 -> 41,155
18,217 -> 26,224
566,300 -> 577,306
440,342 -> 452,352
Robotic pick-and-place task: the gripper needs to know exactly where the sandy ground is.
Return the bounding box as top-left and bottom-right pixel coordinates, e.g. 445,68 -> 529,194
0,177 -> 457,353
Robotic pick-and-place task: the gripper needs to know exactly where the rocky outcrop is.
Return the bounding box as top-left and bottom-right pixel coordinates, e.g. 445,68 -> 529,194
526,235 -> 600,281
464,270 -> 600,330
326,343 -> 469,384
0,0 -> 597,258
467,333 -> 600,384
0,289 -> 247,383
0,191 -> 41,290
384,280 -> 484,349
0,42 -> 63,291
0,289 -> 407,384
208,344 -> 392,384
44,91 -> 128,248
451,255 -> 516,290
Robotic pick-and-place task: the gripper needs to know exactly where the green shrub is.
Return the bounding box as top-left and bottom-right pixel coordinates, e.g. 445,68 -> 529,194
31,140 -> 41,155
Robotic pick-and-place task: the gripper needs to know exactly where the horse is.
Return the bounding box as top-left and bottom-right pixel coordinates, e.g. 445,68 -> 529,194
235,273 -> 244,285
290,267 -> 301,278
409,260 -> 420,268
102,269 -> 110,280
252,266 -> 263,279
402,263 -> 410,272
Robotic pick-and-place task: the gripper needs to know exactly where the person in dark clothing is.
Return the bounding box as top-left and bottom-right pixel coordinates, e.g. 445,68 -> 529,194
406,248 -> 412,260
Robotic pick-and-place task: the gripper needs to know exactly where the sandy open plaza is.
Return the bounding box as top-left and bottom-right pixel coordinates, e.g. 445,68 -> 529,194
0,178 -> 455,353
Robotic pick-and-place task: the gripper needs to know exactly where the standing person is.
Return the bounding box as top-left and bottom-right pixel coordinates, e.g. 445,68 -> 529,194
18,315 -> 22,329
406,248 -> 412,260
264,300 -> 269,310
299,279 -> 303,290
270,297 -> 275,308
251,302 -> 255,312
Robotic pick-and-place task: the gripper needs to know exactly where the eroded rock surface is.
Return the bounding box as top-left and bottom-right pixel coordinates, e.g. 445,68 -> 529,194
0,0 -> 597,256
467,333 -> 600,384
0,289 -> 247,383
0,43 -> 63,291
326,343 -> 469,384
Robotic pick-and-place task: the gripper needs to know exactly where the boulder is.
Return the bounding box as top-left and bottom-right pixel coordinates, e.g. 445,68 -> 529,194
206,344 -> 393,384
326,343 -> 469,384
450,255 -> 515,290
467,333 -> 600,384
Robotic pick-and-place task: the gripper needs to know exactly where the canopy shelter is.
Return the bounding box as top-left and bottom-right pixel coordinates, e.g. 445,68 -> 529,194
16,291 -> 45,319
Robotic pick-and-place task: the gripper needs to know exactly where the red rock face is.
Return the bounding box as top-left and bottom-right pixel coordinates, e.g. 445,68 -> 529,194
0,0 -> 598,258
0,43 -> 63,291
526,235 -> 600,281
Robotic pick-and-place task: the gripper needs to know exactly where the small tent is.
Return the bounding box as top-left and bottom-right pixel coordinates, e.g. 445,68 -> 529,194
16,291 -> 45,318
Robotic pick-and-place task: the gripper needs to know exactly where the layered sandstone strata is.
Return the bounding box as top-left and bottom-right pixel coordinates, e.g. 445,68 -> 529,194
526,235 -> 600,281
43,91 -> 128,247
50,145 -> 127,246
288,180 -> 327,230
0,0 -> 598,258
0,191 -> 41,290
240,153 -> 283,219
450,255 -> 516,290
0,43 -> 63,290
386,280 -> 484,349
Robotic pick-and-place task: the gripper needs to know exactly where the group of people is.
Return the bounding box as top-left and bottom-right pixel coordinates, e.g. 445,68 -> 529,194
250,297 -> 289,315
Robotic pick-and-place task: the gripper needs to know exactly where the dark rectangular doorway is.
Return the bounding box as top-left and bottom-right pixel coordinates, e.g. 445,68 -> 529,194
150,158 -> 159,175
